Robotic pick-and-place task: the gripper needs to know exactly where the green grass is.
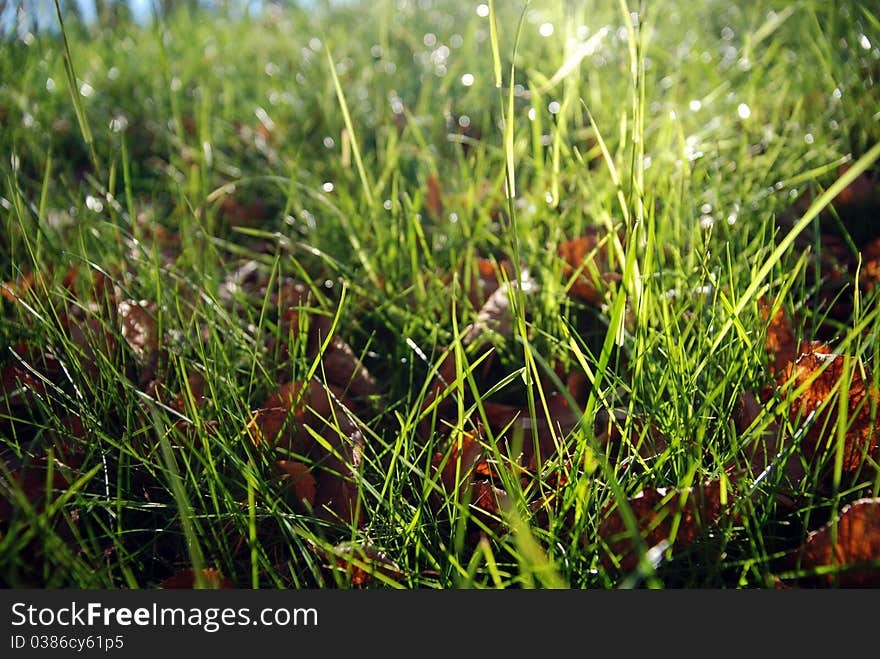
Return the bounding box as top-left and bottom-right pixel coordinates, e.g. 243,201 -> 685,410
1,0 -> 879,588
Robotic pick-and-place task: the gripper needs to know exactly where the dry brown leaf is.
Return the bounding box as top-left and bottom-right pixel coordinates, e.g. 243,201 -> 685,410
327,544 -> 404,586
598,479 -> 732,572
247,380 -> 364,526
858,236 -> 880,293
480,397 -> 580,471
593,408 -> 667,466
425,174 -> 444,220
321,336 -> 378,400
431,431 -> 487,499
557,228 -> 621,305
470,480 -> 509,519
781,349 -> 878,473
759,299 -> 802,377
416,348 -> 458,441
117,299 -> 159,362
277,460 -> 317,506
0,451 -> 73,525
464,258 -> 507,310
217,194 -> 267,226
462,269 -> 535,349
734,391 -> 806,490
159,568 -> 235,589
793,497 -> 880,586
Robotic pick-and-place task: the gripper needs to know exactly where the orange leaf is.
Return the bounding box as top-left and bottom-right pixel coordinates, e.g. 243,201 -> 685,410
598,480 -> 731,572
794,497 -> 880,586
858,236 -> 880,293
159,568 -> 235,589
432,431 -> 486,497
425,174 -> 444,220
781,349 -> 878,473
277,460 -> 317,506
248,380 -> 365,526
557,228 -> 621,305
759,299 -> 800,377
328,544 -> 403,586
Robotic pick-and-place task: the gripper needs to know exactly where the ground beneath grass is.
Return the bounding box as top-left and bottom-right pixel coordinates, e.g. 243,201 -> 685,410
1,1 -> 879,588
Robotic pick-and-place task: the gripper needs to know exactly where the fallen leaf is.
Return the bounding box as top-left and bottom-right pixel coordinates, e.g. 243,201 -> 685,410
117,299 -> 159,362
425,174 -> 444,220
793,497 -> 880,587
327,543 -> 403,586
557,228 -> 621,305
247,380 -> 364,526
0,451 -> 73,525
598,479 -> 732,572
734,391 -> 805,491
432,431 -> 487,499
217,194 -> 267,226
593,407 -> 667,466
858,236 -> 880,293
759,299 -> 802,377
321,336 -> 379,400
780,349 -> 878,473
277,460 -> 317,506
159,568 -> 235,589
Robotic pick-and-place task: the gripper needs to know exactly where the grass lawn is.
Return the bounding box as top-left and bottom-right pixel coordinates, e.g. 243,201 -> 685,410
1,0 -> 879,589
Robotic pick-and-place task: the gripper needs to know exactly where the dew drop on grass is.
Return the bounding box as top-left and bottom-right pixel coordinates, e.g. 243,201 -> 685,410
322,182 -> 334,193
109,114 -> 128,132
423,32 -> 437,47
79,82 -> 94,97
700,214 -> 714,229
737,103 -> 751,119
539,23 -> 554,37
476,4 -> 489,18
323,136 -> 335,148
859,34 -> 872,50
107,66 -> 119,80
383,199 -> 393,211
458,115 -> 471,128
804,133 -> 814,144
86,195 -> 103,213
528,108 -> 537,121
689,99 -> 702,111
461,73 -> 475,87
46,77 -> 55,92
